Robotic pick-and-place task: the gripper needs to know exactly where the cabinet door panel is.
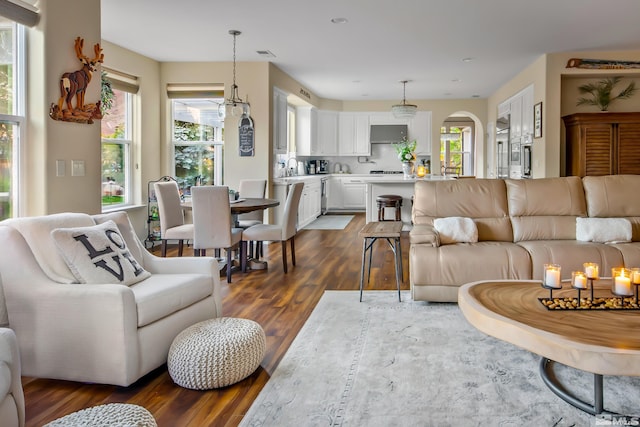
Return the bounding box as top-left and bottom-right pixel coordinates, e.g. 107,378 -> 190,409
584,125 -> 613,176
618,123 -> 640,174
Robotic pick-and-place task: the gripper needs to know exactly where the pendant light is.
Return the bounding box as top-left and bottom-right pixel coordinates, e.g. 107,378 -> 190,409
391,80 -> 417,119
225,30 -> 249,117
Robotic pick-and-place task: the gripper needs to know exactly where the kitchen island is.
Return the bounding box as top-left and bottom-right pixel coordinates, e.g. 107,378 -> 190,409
361,175 -> 453,228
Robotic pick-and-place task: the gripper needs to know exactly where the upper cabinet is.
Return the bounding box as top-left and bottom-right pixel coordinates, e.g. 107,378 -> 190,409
316,110 -> 339,156
408,111 -> 432,155
273,87 -> 288,154
338,112 -> 370,156
499,84 -> 534,142
295,106 -> 317,156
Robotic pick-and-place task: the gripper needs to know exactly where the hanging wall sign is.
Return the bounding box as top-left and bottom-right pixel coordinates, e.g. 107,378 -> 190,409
238,114 -> 255,157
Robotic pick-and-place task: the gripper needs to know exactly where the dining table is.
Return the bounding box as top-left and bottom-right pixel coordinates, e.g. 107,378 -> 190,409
181,197 -> 280,271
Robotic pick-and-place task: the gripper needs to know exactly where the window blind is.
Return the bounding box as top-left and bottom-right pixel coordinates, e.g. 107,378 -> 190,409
103,67 -> 139,94
167,83 -> 224,99
0,0 -> 38,27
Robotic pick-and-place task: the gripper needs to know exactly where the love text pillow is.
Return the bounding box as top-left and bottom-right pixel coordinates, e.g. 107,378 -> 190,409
51,220 -> 150,285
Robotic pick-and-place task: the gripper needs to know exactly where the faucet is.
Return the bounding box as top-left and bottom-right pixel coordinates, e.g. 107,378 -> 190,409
286,156 -> 298,176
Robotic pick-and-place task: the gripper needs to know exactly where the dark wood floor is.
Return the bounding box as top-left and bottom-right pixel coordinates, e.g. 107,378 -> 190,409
22,213 -> 410,427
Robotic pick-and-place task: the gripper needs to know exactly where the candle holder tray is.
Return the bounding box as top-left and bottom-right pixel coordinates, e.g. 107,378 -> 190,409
539,297 -> 640,310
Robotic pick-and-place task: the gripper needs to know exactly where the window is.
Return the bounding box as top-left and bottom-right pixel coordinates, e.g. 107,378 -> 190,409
101,87 -> 132,208
440,122 -> 474,176
100,69 -> 138,210
171,97 -> 223,194
0,19 -> 25,220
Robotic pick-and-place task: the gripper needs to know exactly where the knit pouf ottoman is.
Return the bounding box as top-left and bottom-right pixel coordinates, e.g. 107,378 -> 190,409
168,317 -> 266,389
44,403 -> 157,427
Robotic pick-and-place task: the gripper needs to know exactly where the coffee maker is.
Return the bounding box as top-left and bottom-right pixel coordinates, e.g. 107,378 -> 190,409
316,160 -> 329,174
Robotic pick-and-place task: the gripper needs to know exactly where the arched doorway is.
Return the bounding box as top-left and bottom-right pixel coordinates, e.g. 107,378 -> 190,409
439,113 -> 483,177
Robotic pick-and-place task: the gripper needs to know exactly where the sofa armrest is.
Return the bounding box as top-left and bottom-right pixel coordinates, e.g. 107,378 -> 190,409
409,224 -> 440,247
0,328 -> 25,427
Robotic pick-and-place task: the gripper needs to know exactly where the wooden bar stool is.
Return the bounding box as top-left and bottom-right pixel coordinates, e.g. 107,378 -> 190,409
358,221 -> 403,302
376,194 -> 403,221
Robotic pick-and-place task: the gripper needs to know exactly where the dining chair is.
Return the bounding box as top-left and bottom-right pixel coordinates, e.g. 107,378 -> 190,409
153,180 -> 194,257
242,182 -> 304,273
191,185 -> 246,283
238,179 -> 267,257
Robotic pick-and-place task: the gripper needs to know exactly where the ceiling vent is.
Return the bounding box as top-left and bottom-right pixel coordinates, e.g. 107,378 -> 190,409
256,50 -> 276,58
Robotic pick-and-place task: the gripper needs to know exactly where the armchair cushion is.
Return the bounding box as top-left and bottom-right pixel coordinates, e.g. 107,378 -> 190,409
131,273 -> 213,327
51,220 -> 150,286
576,217 -> 632,243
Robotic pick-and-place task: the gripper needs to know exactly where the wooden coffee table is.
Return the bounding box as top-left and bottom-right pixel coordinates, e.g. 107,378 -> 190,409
458,280 -> 640,416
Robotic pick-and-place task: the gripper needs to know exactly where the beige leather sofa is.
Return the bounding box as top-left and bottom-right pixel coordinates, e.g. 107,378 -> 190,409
0,211 -> 221,386
410,175 -> 640,302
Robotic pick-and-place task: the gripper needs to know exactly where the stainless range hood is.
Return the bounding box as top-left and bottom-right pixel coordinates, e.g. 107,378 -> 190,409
370,124 -> 408,144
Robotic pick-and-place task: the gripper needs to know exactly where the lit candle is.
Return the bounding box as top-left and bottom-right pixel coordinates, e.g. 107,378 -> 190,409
545,268 -> 561,288
614,275 -> 632,295
573,273 -> 587,289
633,270 -> 640,285
584,264 -> 598,279
416,165 -> 426,178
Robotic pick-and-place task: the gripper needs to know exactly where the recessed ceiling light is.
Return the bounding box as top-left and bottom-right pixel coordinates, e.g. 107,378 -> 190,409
331,17 -> 348,24
444,92 -> 453,96
451,79 -> 461,83
472,94 -> 480,98
462,57 -> 474,63
352,80 -> 361,83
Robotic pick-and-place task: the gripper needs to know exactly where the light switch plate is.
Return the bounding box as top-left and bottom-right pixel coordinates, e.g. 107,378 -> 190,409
56,160 -> 65,177
71,160 -> 85,177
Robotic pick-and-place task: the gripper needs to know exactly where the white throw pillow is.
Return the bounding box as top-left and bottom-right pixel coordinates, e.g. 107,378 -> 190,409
576,217 -> 632,243
51,220 -> 151,285
433,217 -> 478,244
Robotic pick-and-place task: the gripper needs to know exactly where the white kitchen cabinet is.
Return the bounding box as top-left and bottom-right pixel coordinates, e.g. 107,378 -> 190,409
409,111 -> 432,155
273,88 -> 288,154
510,95 -> 523,139
338,112 -> 370,156
296,106 -> 317,156
316,110 -> 339,156
342,177 -> 367,209
297,179 -> 321,228
521,87 -> 534,138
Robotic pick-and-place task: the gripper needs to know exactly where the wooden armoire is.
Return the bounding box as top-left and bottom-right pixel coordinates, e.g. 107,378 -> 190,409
562,112 -> 640,177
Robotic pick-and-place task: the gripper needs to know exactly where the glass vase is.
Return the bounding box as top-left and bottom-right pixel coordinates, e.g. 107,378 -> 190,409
402,161 -> 415,179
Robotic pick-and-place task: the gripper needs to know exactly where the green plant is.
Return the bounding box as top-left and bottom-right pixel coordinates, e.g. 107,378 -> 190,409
393,139 -> 417,162
576,77 -> 637,111
100,70 -> 114,114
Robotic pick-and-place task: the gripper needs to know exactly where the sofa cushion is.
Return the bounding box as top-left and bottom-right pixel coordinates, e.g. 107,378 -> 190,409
576,217 -> 632,243
583,175 -> 640,241
434,217 -> 478,244
506,177 -> 586,241
516,240 -> 624,281
130,273 -> 213,327
0,213 -> 95,283
410,241 -> 531,288
412,179 -> 513,242
51,221 -> 151,286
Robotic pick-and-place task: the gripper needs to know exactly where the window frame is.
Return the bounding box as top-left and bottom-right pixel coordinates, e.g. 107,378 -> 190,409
101,88 -> 133,210
0,21 -> 25,219
170,97 -> 224,194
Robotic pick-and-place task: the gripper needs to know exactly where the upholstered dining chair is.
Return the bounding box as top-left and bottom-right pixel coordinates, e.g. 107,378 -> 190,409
191,186 -> 246,283
153,181 -> 194,257
238,179 -> 267,257
242,182 -> 304,273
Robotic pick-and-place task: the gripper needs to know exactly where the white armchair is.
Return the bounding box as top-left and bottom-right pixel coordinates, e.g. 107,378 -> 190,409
0,211 -> 221,387
0,327 -> 25,427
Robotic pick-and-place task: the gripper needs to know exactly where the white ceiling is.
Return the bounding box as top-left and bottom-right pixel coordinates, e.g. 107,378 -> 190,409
101,0 -> 640,101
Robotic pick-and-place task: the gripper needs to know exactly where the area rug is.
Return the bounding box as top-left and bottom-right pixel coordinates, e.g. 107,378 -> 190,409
240,291 -> 639,427
303,215 -> 354,230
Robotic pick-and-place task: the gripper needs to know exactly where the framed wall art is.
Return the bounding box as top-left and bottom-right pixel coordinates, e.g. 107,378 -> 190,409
534,102 -> 543,138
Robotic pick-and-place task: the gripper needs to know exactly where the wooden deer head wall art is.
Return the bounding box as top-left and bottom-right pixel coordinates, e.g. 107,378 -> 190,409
49,37 -> 104,124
